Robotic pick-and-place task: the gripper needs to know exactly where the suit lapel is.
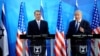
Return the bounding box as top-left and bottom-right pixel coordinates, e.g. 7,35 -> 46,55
40,21 -> 42,30
34,20 -> 40,30
77,20 -> 83,32
74,21 -> 76,29
79,20 -> 83,28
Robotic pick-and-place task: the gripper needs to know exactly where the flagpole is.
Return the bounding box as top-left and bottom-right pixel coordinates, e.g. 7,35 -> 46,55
95,12 -> 98,56
94,0 -> 98,56
50,39 -> 54,56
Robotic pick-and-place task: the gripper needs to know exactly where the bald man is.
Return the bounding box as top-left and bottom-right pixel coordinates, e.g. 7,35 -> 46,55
67,10 -> 91,35
67,10 -> 91,56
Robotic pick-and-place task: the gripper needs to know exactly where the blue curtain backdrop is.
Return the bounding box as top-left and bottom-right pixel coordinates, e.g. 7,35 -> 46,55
1,0 -> 100,56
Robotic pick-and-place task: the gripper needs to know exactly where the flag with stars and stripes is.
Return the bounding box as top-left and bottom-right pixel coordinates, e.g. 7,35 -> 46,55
54,1 -> 67,56
16,2 -> 29,56
91,0 -> 100,56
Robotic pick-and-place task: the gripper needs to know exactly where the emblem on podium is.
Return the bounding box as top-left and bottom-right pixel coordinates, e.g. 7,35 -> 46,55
33,46 -> 42,55
79,45 -> 87,54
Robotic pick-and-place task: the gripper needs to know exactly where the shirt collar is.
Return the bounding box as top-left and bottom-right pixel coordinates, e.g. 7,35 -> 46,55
79,18 -> 82,22
76,18 -> 82,23
36,19 -> 41,23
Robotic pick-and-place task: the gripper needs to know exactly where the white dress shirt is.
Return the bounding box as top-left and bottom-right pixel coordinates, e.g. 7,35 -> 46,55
36,20 -> 41,29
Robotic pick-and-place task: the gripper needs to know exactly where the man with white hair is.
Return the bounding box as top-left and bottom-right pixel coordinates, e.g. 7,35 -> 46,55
67,10 -> 91,56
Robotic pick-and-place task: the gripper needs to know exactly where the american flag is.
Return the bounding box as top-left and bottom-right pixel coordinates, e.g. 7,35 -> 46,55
91,0 -> 100,56
54,1 -> 67,56
16,2 -> 29,56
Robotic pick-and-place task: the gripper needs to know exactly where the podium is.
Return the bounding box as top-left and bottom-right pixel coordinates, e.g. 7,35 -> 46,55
21,34 -> 55,56
20,34 -> 99,56
71,38 -> 88,56
67,34 -> 94,56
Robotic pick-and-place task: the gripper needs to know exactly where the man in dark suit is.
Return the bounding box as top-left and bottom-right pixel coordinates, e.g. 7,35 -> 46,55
27,10 -> 49,56
67,10 -> 91,56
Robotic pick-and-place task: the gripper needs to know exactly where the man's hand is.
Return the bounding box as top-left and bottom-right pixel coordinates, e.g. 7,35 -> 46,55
80,27 -> 84,33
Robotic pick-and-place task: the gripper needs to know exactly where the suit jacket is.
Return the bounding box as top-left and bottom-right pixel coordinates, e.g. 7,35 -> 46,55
67,20 -> 92,55
67,19 -> 91,35
27,20 -> 49,35
27,20 -> 49,45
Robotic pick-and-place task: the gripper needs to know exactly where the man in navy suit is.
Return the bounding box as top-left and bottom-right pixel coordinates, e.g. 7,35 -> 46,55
27,10 -> 49,56
67,10 -> 91,56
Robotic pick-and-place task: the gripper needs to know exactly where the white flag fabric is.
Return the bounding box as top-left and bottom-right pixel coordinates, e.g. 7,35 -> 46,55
1,20 -> 9,56
40,0 -> 47,56
0,3 -> 9,56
